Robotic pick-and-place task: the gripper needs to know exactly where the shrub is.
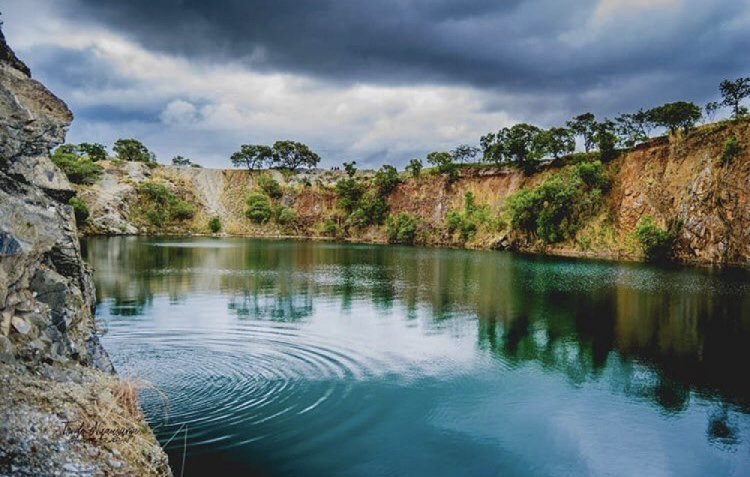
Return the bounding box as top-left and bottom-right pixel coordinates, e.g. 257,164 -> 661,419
323,218 -> 339,237
51,148 -> 103,184
113,138 -> 155,163
208,216 -> 222,233
276,207 -> 297,225
634,215 -> 673,261
406,159 -> 423,178
722,136 -> 741,164
445,192 -> 490,241
386,213 -> 418,244
69,197 -> 90,225
257,174 -> 283,199
138,181 -> 172,205
506,161 -> 609,243
245,193 -> 272,223
172,200 -> 195,220
373,164 -> 401,195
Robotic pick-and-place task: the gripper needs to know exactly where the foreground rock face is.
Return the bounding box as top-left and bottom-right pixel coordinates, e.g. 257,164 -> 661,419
0,28 -> 171,475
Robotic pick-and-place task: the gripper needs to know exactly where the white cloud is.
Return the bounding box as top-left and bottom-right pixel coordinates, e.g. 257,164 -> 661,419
1,0 -> 518,168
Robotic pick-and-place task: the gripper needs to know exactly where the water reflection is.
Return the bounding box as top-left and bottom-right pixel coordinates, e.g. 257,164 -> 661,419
83,237 -> 750,475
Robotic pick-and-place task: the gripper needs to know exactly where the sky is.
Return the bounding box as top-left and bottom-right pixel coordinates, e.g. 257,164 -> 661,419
2,0 -> 749,169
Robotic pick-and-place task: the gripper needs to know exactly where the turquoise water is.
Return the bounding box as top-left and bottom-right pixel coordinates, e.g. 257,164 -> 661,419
83,237 -> 750,476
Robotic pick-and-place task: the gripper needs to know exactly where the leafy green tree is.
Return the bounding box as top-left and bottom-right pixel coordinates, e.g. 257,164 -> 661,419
594,119 -> 618,161
566,113 -> 597,152
480,131 -> 503,164
271,140 -> 321,169
373,164 -> 401,195
349,192 -> 389,226
335,176 -> 364,213
257,174 -> 283,199
722,136 -> 741,165
78,143 -> 107,162
537,127 -> 575,159
245,193 -> 273,223
719,77 -> 750,118
615,110 -> 652,147
343,161 -> 357,177
451,144 -> 480,163
171,155 -> 192,166
406,159 -> 423,178
386,213 -> 418,244
426,151 -> 458,181
113,138 -> 155,163
505,123 -> 544,171
648,102 -> 702,135
231,144 -> 272,171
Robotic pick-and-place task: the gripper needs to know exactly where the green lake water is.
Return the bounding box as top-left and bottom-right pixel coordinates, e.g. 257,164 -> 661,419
82,237 -> 750,476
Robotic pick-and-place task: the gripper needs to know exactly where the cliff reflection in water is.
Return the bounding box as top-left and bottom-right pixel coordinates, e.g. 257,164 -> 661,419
84,236 -> 750,442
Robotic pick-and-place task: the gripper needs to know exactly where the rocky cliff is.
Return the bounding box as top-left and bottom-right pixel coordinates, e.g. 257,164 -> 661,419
74,118 -> 750,267
0,28 -> 171,475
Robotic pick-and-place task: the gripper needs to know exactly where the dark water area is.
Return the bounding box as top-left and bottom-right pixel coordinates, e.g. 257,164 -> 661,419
82,236 -> 750,476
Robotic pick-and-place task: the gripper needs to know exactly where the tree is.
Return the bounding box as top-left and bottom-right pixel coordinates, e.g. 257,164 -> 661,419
505,123 -> 544,169
245,193 -> 273,223
427,151 -> 458,181
537,127 -> 575,159
406,159 -> 423,178
373,164 -> 401,195
648,102 -> 702,135
450,144 -> 480,164
271,140 -> 321,169
704,101 -> 721,122
594,119 -> 618,161
171,155 -> 192,166
343,161 -> 357,177
113,138 -> 155,163
615,110 -> 652,148
78,143 -> 107,162
231,144 -> 272,171
719,77 -> 750,118
566,113 -> 597,152
480,131 -> 506,165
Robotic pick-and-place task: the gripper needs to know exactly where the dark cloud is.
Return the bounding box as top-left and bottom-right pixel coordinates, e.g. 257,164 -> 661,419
65,0 -> 749,116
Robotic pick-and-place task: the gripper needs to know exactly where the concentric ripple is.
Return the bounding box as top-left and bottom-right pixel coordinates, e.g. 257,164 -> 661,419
100,295 -> 466,459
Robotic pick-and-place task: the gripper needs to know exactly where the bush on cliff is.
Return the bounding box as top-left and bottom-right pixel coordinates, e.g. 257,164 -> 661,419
634,216 -> 673,262
51,147 -> 103,185
386,213 -> 418,244
506,161 -> 609,243
208,216 -> 222,233
257,174 -> 283,199
245,193 -> 273,223
722,136 -> 741,164
446,192 -> 494,242
137,181 -> 195,225
68,197 -> 90,225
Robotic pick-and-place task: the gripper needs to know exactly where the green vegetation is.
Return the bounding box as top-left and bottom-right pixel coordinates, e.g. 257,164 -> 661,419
446,191 -> 495,242
634,216 -> 673,262
257,174 -> 283,199
137,181 -> 195,226
323,218 -> 339,237
245,193 -> 273,223
647,101 -> 702,135
720,77 -> 750,118
335,175 -> 365,214
230,141 -> 320,170
171,155 -> 192,166
208,216 -> 222,233
426,151 -> 458,181
722,136 -> 742,164
373,164 -> 401,195
566,113 -> 597,153
386,213 -> 418,244
113,138 -> 156,163
276,207 -> 297,226
506,161 -> 609,243
406,159 -> 423,178
51,146 -> 103,184
77,142 -> 107,162
348,192 -> 388,227
68,197 -> 90,225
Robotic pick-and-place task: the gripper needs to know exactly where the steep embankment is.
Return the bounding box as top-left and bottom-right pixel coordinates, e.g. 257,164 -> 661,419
76,119 -> 749,267
0,30 -> 171,475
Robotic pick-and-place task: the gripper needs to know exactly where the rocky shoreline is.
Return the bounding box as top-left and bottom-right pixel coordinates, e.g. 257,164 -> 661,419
0,27 -> 171,476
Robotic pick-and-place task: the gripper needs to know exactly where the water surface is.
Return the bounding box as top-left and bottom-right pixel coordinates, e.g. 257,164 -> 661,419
83,237 -> 750,476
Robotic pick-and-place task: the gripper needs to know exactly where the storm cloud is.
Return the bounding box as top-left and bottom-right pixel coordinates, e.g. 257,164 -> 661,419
2,0 -> 749,167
